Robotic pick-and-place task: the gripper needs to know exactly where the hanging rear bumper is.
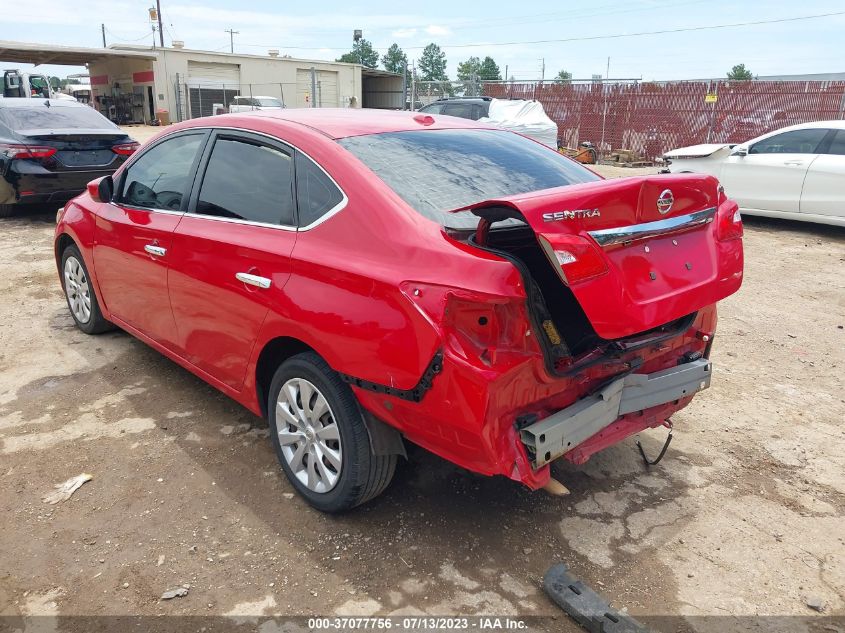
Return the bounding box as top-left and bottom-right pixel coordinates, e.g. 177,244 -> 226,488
519,358 -> 712,468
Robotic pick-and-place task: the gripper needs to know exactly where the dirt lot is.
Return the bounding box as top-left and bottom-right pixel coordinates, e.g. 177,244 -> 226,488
0,129 -> 843,632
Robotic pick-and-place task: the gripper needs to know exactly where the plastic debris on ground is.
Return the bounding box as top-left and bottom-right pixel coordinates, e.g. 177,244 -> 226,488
42,473 -> 93,504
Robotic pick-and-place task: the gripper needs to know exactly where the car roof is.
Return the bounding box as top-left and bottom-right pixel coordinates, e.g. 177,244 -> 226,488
775,119 -> 845,132
243,107 -> 493,139
0,98 -> 90,109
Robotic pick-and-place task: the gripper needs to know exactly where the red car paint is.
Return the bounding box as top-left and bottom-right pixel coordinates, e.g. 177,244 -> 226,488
55,109 -> 743,491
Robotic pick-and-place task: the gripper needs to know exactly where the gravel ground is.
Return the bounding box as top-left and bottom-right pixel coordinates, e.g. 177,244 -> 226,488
0,125 -> 843,633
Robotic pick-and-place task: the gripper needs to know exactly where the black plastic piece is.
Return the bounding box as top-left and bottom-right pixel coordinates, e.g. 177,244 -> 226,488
636,421 -> 673,467
544,563 -> 650,633
339,350 -> 443,403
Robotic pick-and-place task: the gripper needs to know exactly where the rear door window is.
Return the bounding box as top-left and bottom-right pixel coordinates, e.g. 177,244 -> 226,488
193,136 -> 295,225
442,103 -> 475,119
119,133 -> 205,211
749,129 -> 828,154
295,155 -> 344,227
824,130 -> 845,155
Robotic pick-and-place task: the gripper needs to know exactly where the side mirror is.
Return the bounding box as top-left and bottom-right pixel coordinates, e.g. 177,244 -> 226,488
733,147 -> 748,157
87,175 -> 114,203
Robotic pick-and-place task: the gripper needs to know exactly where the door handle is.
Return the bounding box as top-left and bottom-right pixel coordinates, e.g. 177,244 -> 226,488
144,244 -> 167,257
783,160 -> 804,166
236,272 -> 272,289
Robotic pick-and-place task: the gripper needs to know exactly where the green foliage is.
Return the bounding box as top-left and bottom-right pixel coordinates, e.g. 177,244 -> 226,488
337,38 -> 379,69
456,56 -> 481,81
419,43 -> 448,81
478,56 -> 501,80
382,43 -> 408,75
553,69 -> 572,84
457,56 -> 501,81
727,64 -> 753,80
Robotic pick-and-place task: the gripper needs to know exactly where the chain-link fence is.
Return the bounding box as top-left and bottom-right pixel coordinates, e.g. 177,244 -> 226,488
482,80 -> 845,160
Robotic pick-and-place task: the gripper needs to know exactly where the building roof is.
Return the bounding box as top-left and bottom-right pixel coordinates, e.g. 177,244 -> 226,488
242,107 -> 489,139
111,44 -> 365,69
0,40 -> 157,66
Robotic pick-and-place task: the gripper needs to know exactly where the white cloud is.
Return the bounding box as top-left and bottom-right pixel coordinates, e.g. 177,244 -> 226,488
425,25 -> 452,36
392,28 -> 417,39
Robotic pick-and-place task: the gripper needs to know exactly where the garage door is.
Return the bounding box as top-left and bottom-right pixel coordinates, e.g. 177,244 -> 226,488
295,69 -> 339,107
317,71 -> 338,107
187,61 -> 240,118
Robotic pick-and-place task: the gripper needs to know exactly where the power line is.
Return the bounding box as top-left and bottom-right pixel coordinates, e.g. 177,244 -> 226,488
214,10 -> 845,53
401,10 -> 845,50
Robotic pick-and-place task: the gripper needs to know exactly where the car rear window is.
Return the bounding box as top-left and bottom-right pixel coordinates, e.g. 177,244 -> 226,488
338,129 -> 600,229
255,98 -> 282,107
0,105 -> 117,131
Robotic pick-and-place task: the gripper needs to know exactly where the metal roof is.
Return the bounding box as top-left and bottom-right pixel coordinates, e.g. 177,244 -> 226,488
0,40 -> 157,66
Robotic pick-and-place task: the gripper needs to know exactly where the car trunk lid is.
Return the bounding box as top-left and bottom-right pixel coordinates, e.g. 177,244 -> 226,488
453,174 -> 743,340
18,129 -> 130,168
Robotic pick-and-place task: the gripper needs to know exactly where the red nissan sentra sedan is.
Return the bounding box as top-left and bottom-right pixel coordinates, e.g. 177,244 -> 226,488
55,109 -> 743,512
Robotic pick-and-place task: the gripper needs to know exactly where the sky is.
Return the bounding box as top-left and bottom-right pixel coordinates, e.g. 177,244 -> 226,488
2,0 -> 844,81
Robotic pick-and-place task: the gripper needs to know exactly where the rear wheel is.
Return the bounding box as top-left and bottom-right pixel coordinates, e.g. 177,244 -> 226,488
268,352 -> 396,513
60,245 -> 113,334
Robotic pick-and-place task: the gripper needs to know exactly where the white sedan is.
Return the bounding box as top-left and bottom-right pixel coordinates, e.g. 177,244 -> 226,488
664,120 -> 845,227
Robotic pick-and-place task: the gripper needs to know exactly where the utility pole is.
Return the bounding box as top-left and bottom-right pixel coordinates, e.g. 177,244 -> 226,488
225,29 -> 239,54
156,0 -> 164,48
101,23 -> 106,47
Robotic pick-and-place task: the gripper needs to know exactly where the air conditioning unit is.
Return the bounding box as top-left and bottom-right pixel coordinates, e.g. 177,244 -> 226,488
171,40 -> 185,49
269,49 -> 280,57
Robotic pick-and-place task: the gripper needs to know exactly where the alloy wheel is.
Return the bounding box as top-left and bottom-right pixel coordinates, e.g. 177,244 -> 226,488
64,256 -> 92,324
275,378 -> 343,493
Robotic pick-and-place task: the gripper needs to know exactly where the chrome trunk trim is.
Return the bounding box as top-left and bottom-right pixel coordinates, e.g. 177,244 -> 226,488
588,207 -> 715,247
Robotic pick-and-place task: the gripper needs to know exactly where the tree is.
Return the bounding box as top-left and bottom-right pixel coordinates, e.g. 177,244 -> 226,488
478,56 -> 501,80
336,38 -> 379,69
456,56 -> 481,81
553,69 -> 572,84
727,64 -> 753,80
418,42 -> 448,81
381,43 -> 407,75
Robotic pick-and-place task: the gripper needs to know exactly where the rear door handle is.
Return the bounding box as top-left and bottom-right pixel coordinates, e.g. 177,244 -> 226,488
236,272 -> 272,289
144,244 -> 167,257
783,160 -> 804,166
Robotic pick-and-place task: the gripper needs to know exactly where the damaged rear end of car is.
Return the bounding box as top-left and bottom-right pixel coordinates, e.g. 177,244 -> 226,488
339,127 -> 743,490
446,173 -> 743,484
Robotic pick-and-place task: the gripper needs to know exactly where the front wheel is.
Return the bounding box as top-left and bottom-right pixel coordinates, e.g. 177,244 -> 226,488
268,352 -> 396,513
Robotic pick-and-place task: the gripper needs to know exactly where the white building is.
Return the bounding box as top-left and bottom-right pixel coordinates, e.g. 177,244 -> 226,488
0,40 -> 404,125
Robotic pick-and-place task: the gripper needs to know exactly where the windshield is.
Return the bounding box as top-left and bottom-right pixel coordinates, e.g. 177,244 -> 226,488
339,129 -> 600,229
256,98 -> 283,108
0,104 -> 117,131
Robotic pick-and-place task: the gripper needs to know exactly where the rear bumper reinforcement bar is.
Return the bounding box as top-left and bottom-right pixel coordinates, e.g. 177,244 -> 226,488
520,359 -> 712,468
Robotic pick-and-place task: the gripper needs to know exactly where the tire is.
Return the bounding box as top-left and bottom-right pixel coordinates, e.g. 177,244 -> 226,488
268,352 -> 396,513
0,204 -> 15,218
60,244 -> 114,334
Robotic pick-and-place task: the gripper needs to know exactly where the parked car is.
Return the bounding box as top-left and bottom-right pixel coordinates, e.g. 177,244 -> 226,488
0,98 -> 138,216
664,120 -> 845,227
55,109 -> 743,512
228,95 -> 284,113
419,96 -> 558,147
